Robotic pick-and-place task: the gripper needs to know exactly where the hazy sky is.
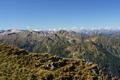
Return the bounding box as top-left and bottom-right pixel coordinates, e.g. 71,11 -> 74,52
0,0 -> 120,30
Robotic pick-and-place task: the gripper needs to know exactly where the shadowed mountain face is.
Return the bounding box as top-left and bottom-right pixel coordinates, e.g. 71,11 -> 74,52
0,45 -> 117,80
0,29 -> 120,79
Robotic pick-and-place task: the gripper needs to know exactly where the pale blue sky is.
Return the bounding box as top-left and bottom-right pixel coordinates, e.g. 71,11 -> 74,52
0,0 -> 120,30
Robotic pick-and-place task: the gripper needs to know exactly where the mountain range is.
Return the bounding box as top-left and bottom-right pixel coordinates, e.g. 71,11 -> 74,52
0,29 -> 120,79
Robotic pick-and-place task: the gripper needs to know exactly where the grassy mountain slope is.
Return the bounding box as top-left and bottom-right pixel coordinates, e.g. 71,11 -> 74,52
0,44 -> 117,80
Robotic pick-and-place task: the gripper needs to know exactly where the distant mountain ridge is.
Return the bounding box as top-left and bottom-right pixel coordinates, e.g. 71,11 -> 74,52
0,29 -> 120,36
